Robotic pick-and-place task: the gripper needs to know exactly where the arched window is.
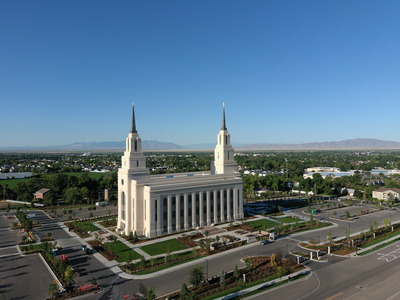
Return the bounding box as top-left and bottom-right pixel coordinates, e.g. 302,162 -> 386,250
121,192 -> 125,206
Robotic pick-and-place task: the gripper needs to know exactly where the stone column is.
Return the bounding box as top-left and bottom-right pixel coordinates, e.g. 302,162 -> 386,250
167,195 -> 172,234
184,193 -> 189,230
213,190 -> 218,223
239,187 -> 244,219
199,192 -> 204,227
233,187 -> 238,220
157,198 -> 162,236
149,197 -> 157,238
176,193 -> 181,232
227,188 -> 231,221
220,189 -> 225,222
206,190 -> 211,225
192,192 -> 196,228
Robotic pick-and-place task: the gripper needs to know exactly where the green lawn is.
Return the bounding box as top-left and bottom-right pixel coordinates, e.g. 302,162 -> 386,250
133,251 -> 204,275
104,241 -> 142,262
360,231 -> 400,249
358,238 -> 400,256
276,217 -> 301,224
140,239 -> 189,256
245,219 -> 279,231
74,221 -> 99,232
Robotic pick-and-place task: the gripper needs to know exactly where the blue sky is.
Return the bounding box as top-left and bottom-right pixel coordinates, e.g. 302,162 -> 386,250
1,0 -> 399,147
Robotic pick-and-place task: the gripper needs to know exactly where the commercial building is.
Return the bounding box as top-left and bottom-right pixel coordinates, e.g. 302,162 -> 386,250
117,105 -> 243,238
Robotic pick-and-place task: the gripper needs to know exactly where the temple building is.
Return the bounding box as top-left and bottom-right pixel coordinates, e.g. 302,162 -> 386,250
117,104 -> 243,238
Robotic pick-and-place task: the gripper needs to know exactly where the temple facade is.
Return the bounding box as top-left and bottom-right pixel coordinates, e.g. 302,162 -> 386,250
117,105 -> 243,238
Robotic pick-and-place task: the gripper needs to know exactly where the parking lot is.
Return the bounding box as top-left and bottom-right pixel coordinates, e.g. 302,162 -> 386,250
0,254 -> 55,300
0,214 -> 55,300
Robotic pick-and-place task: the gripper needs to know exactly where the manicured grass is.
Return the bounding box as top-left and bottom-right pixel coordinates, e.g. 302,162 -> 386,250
74,221 -> 99,232
360,231 -> 400,248
140,239 -> 189,256
133,253 -> 204,275
293,222 -> 332,233
104,241 -> 142,263
202,270 -> 308,300
245,219 -> 279,230
238,272 -> 309,299
202,274 -> 281,300
276,217 -> 300,223
358,238 -> 400,256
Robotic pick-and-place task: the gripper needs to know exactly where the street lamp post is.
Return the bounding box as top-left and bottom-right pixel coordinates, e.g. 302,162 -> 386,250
317,235 -> 320,245
205,258 -> 208,283
286,244 -> 288,257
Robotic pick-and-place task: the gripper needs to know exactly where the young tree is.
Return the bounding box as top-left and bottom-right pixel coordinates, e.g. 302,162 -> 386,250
383,218 -> 391,229
180,283 -> 189,299
233,264 -> 240,281
277,266 -> 285,279
146,286 -> 156,300
327,231 -> 333,243
344,228 -> 350,240
220,270 -> 226,287
373,221 -> 378,232
189,266 -> 205,287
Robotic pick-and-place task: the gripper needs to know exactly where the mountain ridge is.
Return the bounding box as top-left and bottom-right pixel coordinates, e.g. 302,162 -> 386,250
0,138 -> 399,151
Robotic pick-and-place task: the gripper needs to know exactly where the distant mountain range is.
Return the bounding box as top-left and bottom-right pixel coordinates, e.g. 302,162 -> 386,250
1,138 -> 399,151
0,140 -> 183,151
237,138 -> 400,150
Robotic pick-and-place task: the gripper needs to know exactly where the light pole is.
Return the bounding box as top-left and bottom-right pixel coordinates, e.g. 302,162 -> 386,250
286,244 -> 288,257
317,235 -> 320,245
205,258 -> 208,283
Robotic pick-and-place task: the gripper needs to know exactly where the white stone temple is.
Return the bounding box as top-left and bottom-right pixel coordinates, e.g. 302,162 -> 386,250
117,104 -> 243,238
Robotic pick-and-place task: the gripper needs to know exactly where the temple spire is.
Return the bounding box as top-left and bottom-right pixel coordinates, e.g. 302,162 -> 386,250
221,102 -> 227,130
130,104 -> 137,133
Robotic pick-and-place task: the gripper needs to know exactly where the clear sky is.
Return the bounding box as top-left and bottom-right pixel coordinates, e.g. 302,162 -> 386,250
1,0 -> 399,147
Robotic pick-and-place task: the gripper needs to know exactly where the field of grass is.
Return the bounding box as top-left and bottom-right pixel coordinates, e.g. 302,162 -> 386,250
133,251 -> 204,275
360,231 -> 400,248
358,237 -> 400,256
140,239 -> 189,256
276,217 -> 301,223
245,219 -> 279,231
104,241 -> 142,263
74,221 -> 100,232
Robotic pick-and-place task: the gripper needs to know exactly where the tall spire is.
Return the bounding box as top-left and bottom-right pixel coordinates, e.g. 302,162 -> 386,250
221,102 -> 227,130
130,104 -> 137,133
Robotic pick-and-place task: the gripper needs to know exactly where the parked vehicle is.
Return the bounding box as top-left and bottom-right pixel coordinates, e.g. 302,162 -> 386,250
260,239 -> 270,245
81,245 -> 93,254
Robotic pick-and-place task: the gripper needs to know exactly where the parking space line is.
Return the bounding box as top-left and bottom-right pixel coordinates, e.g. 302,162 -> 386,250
377,247 -> 400,263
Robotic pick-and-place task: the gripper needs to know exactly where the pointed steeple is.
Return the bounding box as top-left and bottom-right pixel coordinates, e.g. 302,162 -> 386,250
213,103 -> 237,175
130,104 -> 137,134
221,102 -> 227,130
